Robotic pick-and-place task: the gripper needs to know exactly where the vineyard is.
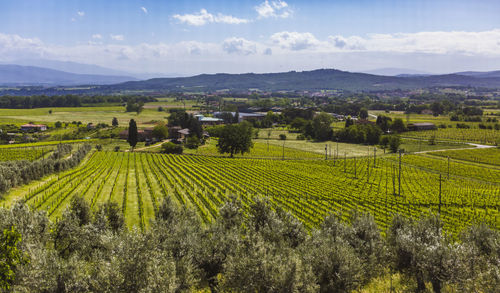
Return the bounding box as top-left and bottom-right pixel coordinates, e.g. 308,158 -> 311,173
428,147 -> 500,166
0,146 -> 54,161
5,150 -> 498,233
403,128 -> 500,145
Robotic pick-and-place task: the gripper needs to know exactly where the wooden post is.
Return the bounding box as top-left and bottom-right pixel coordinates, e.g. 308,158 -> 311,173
373,147 -> 377,168
398,150 -> 402,196
439,174 -> 442,214
354,156 -> 357,178
344,152 -> 346,173
282,140 -> 285,160
447,156 -> 450,179
325,144 -> 328,160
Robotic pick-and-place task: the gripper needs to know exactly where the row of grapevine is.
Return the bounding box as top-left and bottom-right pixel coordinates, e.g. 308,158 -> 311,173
7,151 -> 499,233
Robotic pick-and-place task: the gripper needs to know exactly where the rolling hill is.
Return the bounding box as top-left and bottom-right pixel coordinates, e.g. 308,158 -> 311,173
101,68 -> 500,92
0,64 -> 138,86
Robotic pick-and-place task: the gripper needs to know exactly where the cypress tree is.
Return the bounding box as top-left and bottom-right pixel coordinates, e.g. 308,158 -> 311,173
128,119 -> 138,150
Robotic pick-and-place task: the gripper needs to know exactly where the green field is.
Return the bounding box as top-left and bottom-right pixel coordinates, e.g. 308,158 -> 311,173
403,128 -> 500,145
3,150 -> 498,233
428,147 -> 500,166
0,105 -> 169,127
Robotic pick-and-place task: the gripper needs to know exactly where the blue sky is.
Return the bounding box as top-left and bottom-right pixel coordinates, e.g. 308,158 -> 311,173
1,0 -> 500,75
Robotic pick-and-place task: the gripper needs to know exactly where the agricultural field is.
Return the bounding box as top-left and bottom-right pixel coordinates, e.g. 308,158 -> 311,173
428,147 -> 500,166
0,146 -> 54,161
402,127 -> 500,145
0,105 -> 169,127
182,139 -> 324,159
3,150 -> 498,234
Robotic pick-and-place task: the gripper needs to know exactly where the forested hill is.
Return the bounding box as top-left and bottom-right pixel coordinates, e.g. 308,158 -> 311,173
101,69 -> 500,92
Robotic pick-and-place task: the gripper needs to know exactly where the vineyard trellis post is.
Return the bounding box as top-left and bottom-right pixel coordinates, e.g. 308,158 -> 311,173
344,152 -> 346,173
366,158 -> 370,183
439,174 -> 442,214
354,156 -> 357,178
373,147 -> 376,168
325,144 -> 328,160
398,149 -> 403,196
282,140 -> 285,160
447,156 -> 450,179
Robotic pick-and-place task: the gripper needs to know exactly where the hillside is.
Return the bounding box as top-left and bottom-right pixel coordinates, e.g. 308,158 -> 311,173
102,68 -> 500,92
0,64 -> 138,86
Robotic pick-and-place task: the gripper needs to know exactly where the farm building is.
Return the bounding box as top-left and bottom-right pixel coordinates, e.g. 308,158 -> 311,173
20,124 -> 47,132
177,128 -> 190,142
213,112 -> 266,123
119,127 -> 154,141
194,114 -> 223,126
407,123 -> 436,131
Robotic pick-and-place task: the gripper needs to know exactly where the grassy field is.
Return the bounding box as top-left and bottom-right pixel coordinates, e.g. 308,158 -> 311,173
2,150 -> 498,233
0,105 -> 168,127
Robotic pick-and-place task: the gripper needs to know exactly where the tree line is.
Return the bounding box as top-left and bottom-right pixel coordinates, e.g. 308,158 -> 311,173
0,95 -> 156,109
1,197 -> 498,292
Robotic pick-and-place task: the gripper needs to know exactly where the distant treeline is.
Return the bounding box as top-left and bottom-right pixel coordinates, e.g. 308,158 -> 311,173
0,95 -> 156,109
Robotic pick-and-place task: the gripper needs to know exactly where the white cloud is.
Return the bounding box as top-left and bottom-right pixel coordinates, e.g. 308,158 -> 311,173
255,1 -> 292,18
222,38 -> 257,55
270,31 -> 321,51
110,34 -> 124,41
141,7 -> 148,14
327,30 -> 500,55
2,30 -> 500,75
77,11 -> 85,17
172,9 -> 249,26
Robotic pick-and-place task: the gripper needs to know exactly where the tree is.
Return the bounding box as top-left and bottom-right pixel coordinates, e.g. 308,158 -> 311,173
345,117 -> 354,128
217,122 -> 253,157
152,123 -> 168,140
0,226 -> 28,291
312,112 -> 334,141
391,118 -> 407,133
186,136 -> 200,149
233,110 -> 240,124
55,121 -> 62,128
376,115 -> 392,132
112,117 -> 119,127
359,108 -> 368,120
127,119 -> 138,149
388,135 -> 401,153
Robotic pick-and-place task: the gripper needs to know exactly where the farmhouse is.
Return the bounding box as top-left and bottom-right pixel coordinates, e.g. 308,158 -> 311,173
20,124 -> 47,132
119,127 -> 154,141
407,122 -> 436,131
178,128 -> 190,142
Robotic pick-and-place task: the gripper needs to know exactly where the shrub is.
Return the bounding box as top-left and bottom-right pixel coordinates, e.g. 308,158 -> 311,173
161,142 -> 183,154
279,134 -> 287,140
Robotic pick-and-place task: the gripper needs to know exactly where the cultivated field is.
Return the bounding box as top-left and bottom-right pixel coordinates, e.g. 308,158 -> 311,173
3,150 -> 498,233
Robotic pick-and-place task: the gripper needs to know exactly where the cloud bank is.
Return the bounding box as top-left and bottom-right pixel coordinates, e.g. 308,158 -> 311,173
2,29 -> 500,74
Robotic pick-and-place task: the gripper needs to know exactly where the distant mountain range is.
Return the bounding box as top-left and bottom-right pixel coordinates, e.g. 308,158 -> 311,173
361,68 -> 432,76
0,64 -> 138,86
2,64 -> 500,93
99,68 -> 500,93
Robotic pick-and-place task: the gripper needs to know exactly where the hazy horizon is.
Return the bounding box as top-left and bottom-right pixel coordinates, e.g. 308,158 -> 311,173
2,0 -> 500,76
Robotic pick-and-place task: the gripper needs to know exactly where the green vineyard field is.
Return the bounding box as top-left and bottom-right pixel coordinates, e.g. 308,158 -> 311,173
428,147 -> 500,166
403,128 -> 500,145
0,147 -> 54,161
4,151 -> 498,233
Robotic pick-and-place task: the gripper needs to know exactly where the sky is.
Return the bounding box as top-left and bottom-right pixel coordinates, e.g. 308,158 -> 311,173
1,0 -> 500,76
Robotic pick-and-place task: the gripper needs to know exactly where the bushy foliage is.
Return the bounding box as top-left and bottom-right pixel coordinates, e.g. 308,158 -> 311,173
161,142 -> 183,154
0,199 -> 498,292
